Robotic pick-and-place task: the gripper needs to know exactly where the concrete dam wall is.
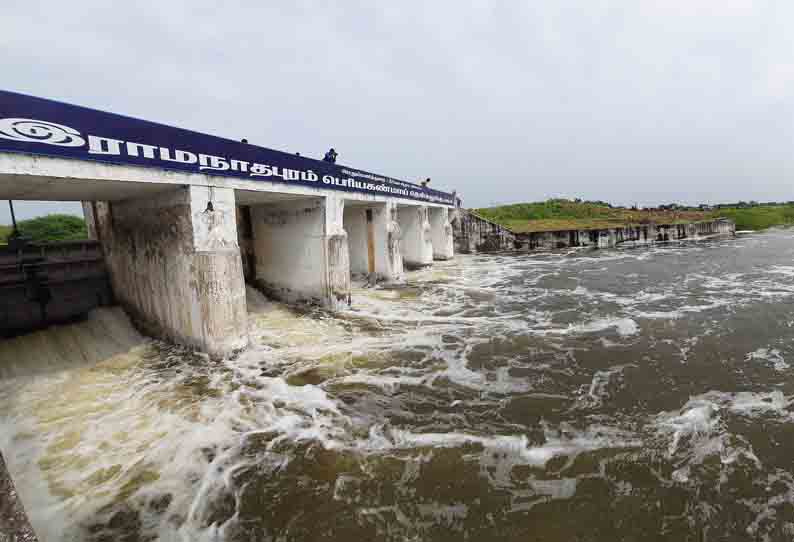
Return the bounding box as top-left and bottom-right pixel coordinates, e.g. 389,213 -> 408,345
0,91 -> 459,359
515,218 -> 736,251
451,209 -> 517,253
451,211 -> 734,254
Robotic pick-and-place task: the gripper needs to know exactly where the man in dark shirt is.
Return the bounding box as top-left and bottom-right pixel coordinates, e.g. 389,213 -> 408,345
323,148 -> 338,163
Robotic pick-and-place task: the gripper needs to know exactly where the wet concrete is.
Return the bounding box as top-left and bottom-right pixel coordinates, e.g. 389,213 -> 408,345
1,451 -> 38,541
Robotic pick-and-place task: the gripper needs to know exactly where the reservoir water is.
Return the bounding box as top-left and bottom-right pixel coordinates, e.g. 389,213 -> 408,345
2,228 -> 794,541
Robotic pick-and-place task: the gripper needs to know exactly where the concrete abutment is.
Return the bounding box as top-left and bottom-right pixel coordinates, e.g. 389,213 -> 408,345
91,185 -> 248,359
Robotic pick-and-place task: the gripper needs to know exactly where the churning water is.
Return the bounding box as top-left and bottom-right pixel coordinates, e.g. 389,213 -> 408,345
3,229 -> 794,541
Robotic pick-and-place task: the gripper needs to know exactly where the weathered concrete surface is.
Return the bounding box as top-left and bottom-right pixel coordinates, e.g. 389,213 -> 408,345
371,202 -> 404,282
94,185 -> 248,358
516,218 -> 735,251
343,201 -> 406,282
451,209 -> 516,253
250,196 -> 351,308
0,451 -> 38,542
398,205 -> 434,268
429,206 -> 454,260
343,204 -> 370,276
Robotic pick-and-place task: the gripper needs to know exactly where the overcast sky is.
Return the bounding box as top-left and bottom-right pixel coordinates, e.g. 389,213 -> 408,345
1,1 -> 792,222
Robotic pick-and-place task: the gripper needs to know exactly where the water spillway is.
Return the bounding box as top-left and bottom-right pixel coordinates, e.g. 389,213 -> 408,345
0,90 -> 459,357
3,230 -> 794,540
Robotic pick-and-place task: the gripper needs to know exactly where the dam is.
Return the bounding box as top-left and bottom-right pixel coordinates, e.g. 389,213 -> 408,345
0,90 -> 458,358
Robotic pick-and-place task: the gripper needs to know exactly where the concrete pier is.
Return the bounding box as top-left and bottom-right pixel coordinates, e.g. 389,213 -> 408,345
92,186 -> 248,359
248,196 -> 350,308
398,205 -> 434,268
344,201 -> 405,282
372,202 -> 404,282
429,206 -> 454,260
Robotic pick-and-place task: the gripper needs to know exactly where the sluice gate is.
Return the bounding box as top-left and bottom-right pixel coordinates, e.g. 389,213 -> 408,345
0,239 -> 112,336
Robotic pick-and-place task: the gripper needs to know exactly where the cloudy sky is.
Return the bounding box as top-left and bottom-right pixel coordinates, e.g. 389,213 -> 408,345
1,1 -> 792,222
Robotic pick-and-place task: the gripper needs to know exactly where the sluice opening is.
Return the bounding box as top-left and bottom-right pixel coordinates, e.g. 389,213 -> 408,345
1,200 -> 112,337
343,202 -> 375,284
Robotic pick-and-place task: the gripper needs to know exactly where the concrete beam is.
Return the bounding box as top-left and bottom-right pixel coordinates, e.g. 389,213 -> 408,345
398,205 -> 433,268
95,185 -> 248,358
249,195 -> 350,308
428,206 -> 454,260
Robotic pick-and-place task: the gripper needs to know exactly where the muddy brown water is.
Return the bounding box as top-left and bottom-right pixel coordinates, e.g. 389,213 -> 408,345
2,229 -> 794,541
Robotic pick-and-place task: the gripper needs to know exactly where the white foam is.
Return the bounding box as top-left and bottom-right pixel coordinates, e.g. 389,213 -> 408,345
362,424 -> 640,469
568,317 -> 639,337
746,348 -> 790,371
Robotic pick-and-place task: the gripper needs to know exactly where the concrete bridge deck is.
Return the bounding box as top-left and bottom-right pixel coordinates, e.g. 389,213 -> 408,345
0,90 -> 458,358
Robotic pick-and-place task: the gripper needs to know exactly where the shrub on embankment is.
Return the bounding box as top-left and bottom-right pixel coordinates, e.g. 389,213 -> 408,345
0,214 -> 87,243
708,205 -> 794,231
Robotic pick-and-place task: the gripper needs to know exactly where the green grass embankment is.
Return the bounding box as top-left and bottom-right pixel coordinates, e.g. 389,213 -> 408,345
475,200 -> 708,233
707,205 -> 794,231
0,214 -> 87,244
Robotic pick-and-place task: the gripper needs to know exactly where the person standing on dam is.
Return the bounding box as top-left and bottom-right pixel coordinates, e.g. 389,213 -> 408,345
323,148 -> 338,163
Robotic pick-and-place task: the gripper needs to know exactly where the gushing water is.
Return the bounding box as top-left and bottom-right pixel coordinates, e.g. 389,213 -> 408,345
3,229 -> 794,541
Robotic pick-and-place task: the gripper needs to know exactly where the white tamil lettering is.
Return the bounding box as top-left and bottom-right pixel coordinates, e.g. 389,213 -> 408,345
282,169 -> 300,180
300,170 -> 318,182
87,135 -> 124,155
198,153 -> 230,171
230,159 -> 249,172
160,148 -> 198,164
250,163 -> 273,176
126,141 -> 157,159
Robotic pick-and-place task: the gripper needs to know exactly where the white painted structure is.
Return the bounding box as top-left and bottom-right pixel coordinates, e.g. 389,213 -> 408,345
0,153 -> 456,357
397,204 -> 434,268
429,206 -> 454,260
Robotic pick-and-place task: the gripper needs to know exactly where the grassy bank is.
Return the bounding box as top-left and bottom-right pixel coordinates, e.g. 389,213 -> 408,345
707,205 -> 794,231
0,214 -> 87,244
475,200 -> 709,233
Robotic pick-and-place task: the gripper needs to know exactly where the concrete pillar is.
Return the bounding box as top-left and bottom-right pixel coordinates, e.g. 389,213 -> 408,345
373,202 -> 404,281
398,205 -> 433,268
343,202 -> 404,282
428,206 -> 454,260
82,201 -> 99,240
250,196 -> 350,308
95,186 -> 248,359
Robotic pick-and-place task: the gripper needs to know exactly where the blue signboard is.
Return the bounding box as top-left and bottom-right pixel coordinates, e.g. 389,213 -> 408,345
0,90 -> 455,206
